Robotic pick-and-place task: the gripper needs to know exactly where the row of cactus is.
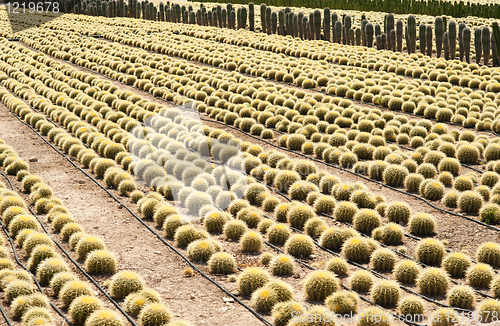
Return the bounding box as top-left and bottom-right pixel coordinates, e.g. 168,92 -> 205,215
0,88 -> 192,326
17,27 -> 500,222
9,26 -> 500,326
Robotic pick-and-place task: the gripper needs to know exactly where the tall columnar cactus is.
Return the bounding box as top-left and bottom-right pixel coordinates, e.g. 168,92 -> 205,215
324,8 -> 331,42
426,25 -> 433,57
226,3 -> 232,17
345,15 -> 352,44
335,20 -> 342,43
297,12 -> 304,39
366,22 -> 374,47
314,10 -> 321,40
271,11 -> 277,34
396,20 -> 403,52
375,24 -> 381,37
376,34 -> 383,50
361,19 -> 368,46
260,3 -> 266,32
435,17 -> 444,58
342,25 -> 347,44
249,3 -> 254,31
217,5 -> 222,27
464,27 -> 471,63
303,17 -> 309,40
449,21 -> 457,60
266,7 -> 272,34
221,8 -> 227,28
385,14 -> 394,49
459,23 -> 466,61
419,24 -> 426,54
349,28 -> 355,45
493,37 -> 499,67
309,12 -> 314,40
475,28 -> 482,64
444,31 -> 450,60
381,33 -> 387,49
207,10 -> 212,26
483,27 -> 491,65
292,14 -> 298,37
241,7 -> 247,30
230,10 -> 235,29
389,29 -> 396,51
493,22 -> 500,67
407,15 -> 416,53
356,28 -> 362,46
278,10 -> 285,35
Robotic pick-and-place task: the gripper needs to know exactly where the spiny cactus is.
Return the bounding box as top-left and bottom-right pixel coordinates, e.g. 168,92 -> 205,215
408,213 -> 436,236
341,237 -> 375,263
393,260 -> 421,284
284,234 -> 314,258
442,252 -> 472,278
447,285 -> 476,309
398,295 -> 425,319
302,270 -> 339,301
370,280 -> 400,308
271,301 -> 306,326
109,271 -> 145,300
416,267 -> 449,295
467,263 -> 494,288
84,309 -> 125,326
416,239 -> 445,266
237,267 -> 270,296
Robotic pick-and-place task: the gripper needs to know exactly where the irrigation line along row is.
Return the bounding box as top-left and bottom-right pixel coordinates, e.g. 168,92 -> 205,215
0,171 -> 75,326
0,96 -> 275,326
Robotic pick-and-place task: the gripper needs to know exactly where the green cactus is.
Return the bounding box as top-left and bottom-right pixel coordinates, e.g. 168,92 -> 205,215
302,270 -> 339,301
409,213 -> 436,236
109,271 -> 145,300
416,239 -> 445,266
442,252 -> 472,278
370,248 -> 396,272
398,295 -> 425,319
352,209 -> 381,236
477,242 -> 500,266
467,263 -> 494,288
447,285 -> 475,309
284,234 -> 314,258
370,280 -> 400,308
458,191 -> 483,214
416,267 -> 449,295
237,267 -> 270,296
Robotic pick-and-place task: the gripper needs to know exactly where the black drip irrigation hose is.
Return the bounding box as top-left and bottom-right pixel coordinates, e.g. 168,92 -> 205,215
0,96 -> 275,326
0,303 -> 12,326
0,171 -> 75,326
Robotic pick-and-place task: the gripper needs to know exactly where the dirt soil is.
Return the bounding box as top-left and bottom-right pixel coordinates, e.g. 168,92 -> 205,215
0,103 -> 267,326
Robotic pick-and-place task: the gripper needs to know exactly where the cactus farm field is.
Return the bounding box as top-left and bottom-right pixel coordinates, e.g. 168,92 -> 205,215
6,2 -> 500,326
